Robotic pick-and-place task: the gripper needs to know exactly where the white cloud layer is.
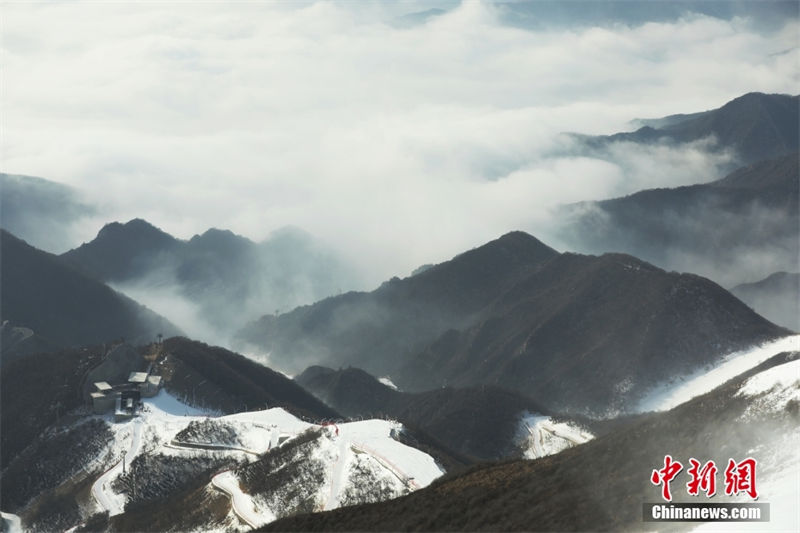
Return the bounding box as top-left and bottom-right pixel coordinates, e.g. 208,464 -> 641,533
2,1 -> 798,284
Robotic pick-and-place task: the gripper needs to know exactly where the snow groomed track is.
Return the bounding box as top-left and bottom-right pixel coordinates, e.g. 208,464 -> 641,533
85,390 -> 443,529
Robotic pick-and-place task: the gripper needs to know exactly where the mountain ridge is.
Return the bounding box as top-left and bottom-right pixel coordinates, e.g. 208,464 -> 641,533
0,230 -> 180,360
581,92 -> 799,166
238,230 -> 788,415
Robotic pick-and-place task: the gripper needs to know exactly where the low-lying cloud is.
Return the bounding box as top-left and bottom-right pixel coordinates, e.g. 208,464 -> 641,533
2,1 -> 798,285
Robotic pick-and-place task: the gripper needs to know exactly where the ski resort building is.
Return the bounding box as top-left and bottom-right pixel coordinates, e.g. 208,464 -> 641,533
89,367 -> 163,416
90,391 -> 116,414
142,375 -> 162,397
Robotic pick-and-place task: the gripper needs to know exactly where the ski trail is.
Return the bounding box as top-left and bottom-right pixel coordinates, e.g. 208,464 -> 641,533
91,419 -> 143,516
352,443 -> 420,490
325,434 -> 349,510
211,470 -> 273,528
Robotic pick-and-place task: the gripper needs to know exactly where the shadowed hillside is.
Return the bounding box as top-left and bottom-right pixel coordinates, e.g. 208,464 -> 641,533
732,272 -> 800,332
240,231 -> 787,416
264,351 -> 800,532
296,366 -> 574,461
581,93 -> 799,166
237,232 -> 559,375
557,152 -> 799,288
158,337 -> 340,421
61,220 -> 358,336
0,230 -> 179,359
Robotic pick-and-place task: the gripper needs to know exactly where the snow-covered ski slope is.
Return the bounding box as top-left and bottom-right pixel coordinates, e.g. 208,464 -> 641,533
638,335 -> 800,412
86,390 -> 443,529
694,354 -> 800,532
518,413 -> 593,459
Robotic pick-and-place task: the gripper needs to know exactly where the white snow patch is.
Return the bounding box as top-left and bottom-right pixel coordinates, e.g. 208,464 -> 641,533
82,390 -> 442,530
692,357 -> 800,531
212,470 -> 275,528
692,427 -> 800,532
91,419 -> 144,516
519,413 -> 593,459
737,358 -> 800,416
638,335 -> 800,412
1,512 -> 22,533
147,389 -> 218,417
378,376 -> 399,390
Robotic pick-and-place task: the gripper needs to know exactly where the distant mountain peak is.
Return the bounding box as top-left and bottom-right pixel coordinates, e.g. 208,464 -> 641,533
444,230 -> 559,268
96,218 -> 172,242
586,92 -> 799,165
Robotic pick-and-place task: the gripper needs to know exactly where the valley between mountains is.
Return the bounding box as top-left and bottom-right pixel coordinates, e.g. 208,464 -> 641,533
1,91 -> 798,532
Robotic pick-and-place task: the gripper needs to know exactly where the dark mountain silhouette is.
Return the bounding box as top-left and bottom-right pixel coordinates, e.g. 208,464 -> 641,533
0,173 -> 96,254
732,272 -> 799,331
295,365 -> 577,461
0,343 -> 107,468
237,232 -> 559,375
239,231 -> 787,415
61,220 -> 357,335
158,337 -> 339,421
61,218 -> 181,281
264,350 -> 800,532
557,152 -> 799,288
396,252 -> 787,414
0,321 -> 58,364
581,93 -> 799,165
0,230 -> 179,357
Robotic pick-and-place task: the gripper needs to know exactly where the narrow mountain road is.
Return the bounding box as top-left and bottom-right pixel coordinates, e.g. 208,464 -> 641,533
211,470 -> 273,528
91,419 -> 143,516
352,442 -> 420,490
166,440 -> 260,455
525,418 -> 590,458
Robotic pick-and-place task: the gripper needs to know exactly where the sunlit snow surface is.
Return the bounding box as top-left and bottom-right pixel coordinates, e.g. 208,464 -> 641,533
0,512 -> 22,533
88,389 -> 443,529
378,376 -> 400,390
738,358 -> 800,415
693,356 -> 800,532
518,412 -> 593,459
637,335 -> 800,412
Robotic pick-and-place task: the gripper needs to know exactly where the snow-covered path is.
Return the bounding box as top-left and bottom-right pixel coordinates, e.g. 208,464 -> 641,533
352,442 -> 420,490
325,432 -> 349,510
520,414 -> 593,459
638,335 -> 800,412
91,419 -> 143,516
211,470 -> 274,529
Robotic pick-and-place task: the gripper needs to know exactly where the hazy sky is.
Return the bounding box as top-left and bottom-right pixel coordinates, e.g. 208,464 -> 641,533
2,1 -> 798,284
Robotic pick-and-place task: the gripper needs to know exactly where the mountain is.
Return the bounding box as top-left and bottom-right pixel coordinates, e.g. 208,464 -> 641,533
158,337 -> 339,421
236,231 -> 559,375
396,252 -> 787,414
0,338 -> 335,471
61,220 -> 358,337
580,93 -> 799,166
295,365 -> 591,461
0,338 -> 445,532
0,230 -> 179,361
239,231 -> 787,416
556,152 -> 799,288
732,272 -> 799,331
0,173 -> 96,254
264,348 -> 800,531
60,218 -> 182,281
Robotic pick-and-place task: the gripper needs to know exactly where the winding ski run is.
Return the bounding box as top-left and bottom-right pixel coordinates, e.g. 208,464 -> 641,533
91,419 -> 143,516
